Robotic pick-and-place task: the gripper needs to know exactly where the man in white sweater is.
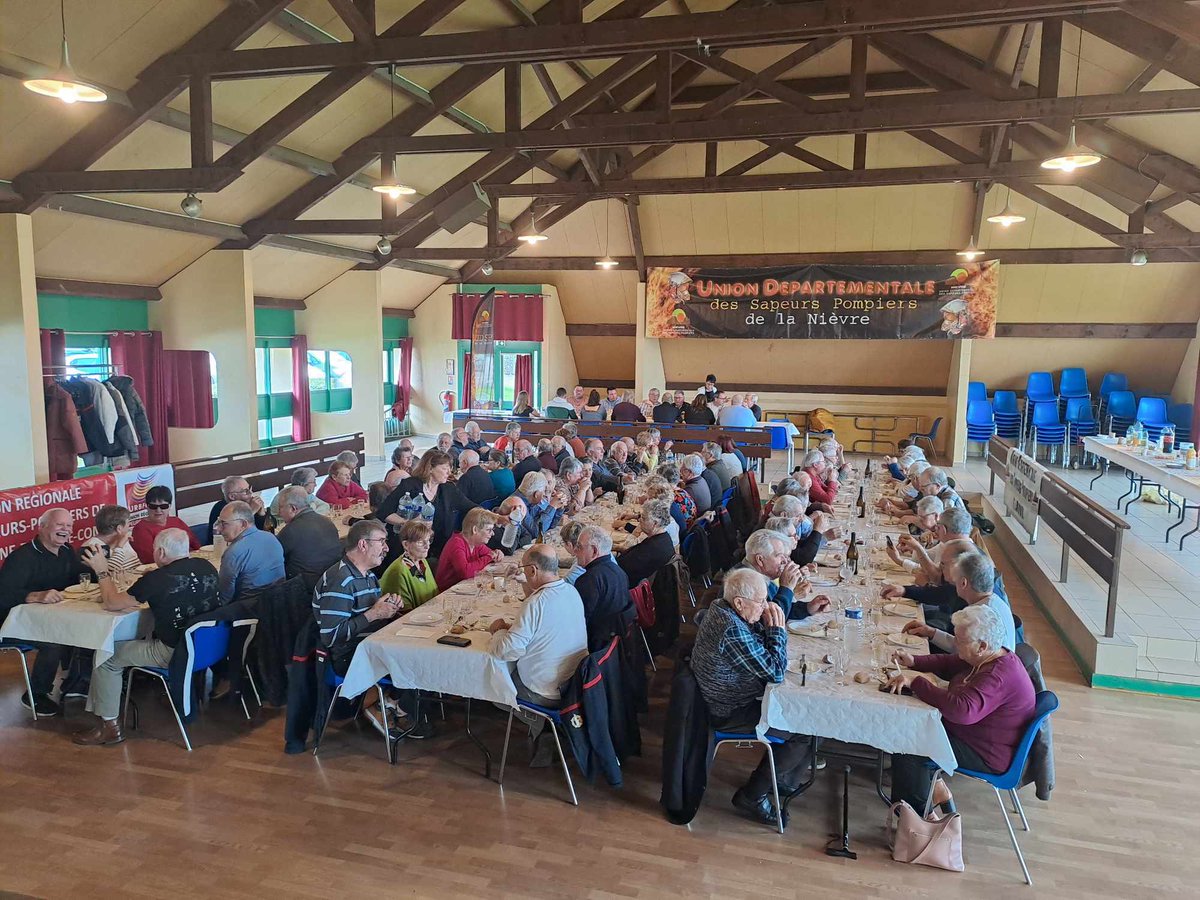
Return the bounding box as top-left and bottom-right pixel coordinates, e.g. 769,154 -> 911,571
489,544 -> 588,707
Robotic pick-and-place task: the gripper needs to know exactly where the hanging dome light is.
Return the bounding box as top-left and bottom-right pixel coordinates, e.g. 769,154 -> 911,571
517,210 -> 548,244
23,3 -> 107,104
376,236 -> 392,256
986,188 -> 1026,227
372,177 -> 416,200
594,256 -> 619,269
1041,124 -> 1102,172
180,193 -> 202,218
1130,249 -> 1149,267
956,236 -> 983,261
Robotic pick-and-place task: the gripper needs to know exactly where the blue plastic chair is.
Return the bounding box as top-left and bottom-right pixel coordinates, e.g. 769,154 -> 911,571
0,642 -> 39,721
1137,397 -> 1171,442
1105,390 -> 1137,433
993,391 -> 1022,440
313,663 -> 397,763
1170,402 -> 1193,440
1031,402 -> 1067,463
1098,372 -> 1127,401
768,418 -> 794,471
1058,367 -> 1089,400
1025,372 -> 1057,403
965,400 -> 996,459
968,381 -> 988,403
122,620 -> 259,751
710,730 -> 789,833
907,417 -> 942,462
925,691 -> 1060,885
1066,397 -> 1097,437
499,698 -> 579,806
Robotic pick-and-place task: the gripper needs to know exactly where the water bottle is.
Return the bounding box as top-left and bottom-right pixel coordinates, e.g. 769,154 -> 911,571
398,492 -> 413,519
421,501 -> 435,522
844,601 -> 864,659
501,509 -> 520,550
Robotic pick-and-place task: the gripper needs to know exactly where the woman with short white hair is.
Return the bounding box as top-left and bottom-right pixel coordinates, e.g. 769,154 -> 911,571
678,453 -> 713,514
619,498 -> 675,586
886,604 -> 1036,813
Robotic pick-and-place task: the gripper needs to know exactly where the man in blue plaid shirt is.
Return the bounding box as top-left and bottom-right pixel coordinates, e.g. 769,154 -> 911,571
692,568 -> 814,829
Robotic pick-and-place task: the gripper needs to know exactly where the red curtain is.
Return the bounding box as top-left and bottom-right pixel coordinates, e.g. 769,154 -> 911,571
163,349 -> 216,431
461,352 -> 473,410
451,292 -> 543,341
108,331 -> 170,465
39,329 -> 66,371
391,337 -> 413,420
514,353 -> 533,401
291,334 -> 312,443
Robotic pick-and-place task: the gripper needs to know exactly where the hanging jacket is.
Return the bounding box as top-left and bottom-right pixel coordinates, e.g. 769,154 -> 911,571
646,556 -> 684,655
44,382 -> 87,481
106,382 -> 138,447
239,575 -> 317,706
88,378 -> 119,446
660,646 -> 711,825
558,636 -> 640,787
60,379 -> 111,457
1016,642 -> 1055,801
165,600 -> 257,720
108,375 -> 154,446
103,382 -> 139,461
284,617 -> 324,754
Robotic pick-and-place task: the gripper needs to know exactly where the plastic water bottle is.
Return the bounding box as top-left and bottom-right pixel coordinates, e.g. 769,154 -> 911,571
421,501 -> 435,522
844,600 -> 864,659
397,492 -> 413,519
501,509 -> 520,550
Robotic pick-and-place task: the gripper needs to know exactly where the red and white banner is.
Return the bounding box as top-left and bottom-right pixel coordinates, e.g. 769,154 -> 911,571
0,464 -> 175,566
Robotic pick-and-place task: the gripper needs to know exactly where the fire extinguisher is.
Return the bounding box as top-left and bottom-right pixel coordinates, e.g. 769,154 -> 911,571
440,390 -> 455,413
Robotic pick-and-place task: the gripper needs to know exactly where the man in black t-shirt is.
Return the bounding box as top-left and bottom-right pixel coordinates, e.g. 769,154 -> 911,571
74,527 -> 221,746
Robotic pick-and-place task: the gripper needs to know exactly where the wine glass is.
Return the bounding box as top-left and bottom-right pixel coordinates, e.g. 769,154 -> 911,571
838,561 -> 852,583
833,645 -> 851,686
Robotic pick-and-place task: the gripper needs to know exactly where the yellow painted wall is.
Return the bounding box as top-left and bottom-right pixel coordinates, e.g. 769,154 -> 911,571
0,214 -> 49,486
298,270 -> 385,458
151,250 -> 257,461
410,285 -> 458,438
1172,328 -> 1199,407
541,285 -> 579,400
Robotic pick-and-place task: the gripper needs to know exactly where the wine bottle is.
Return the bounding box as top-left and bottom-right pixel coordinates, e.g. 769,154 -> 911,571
857,485 -> 865,518
847,531 -> 859,575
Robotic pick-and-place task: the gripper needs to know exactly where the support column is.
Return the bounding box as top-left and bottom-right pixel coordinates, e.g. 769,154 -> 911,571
299,270 -> 385,458
634,282 -> 666,399
152,250 -> 256,460
946,340 -> 973,464
0,215 -> 49,486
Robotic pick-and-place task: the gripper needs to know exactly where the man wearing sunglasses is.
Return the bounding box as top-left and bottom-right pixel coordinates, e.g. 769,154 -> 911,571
130,486 -> 200,564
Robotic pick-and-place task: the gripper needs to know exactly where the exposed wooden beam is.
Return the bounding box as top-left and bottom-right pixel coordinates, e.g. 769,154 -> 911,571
484,159 -> 1064,199
189,74 -> 213,167
5,0 -> 292,214
327,0 -> 375,41
383,307 -> 417,319
704,143 -> 718,178
1072,11 -> 1200,85
672,71 -> 931,104
36,277 -> 162,302
851,36 -> 868,169
531,62 -> 603,185
655,51 -> 673,121
566,323 -> 638,336
995,322 -> 1197,338
14,167 -> 241,196
1038,18 -> 1063,97
254,295 -> 307,310
625,195 -> 645,277
505,62 -> 522,132
681,39 -> 838,123
154,1 -> 1125,77
365,88 -> 1200,154
1121,0 -> 1200,50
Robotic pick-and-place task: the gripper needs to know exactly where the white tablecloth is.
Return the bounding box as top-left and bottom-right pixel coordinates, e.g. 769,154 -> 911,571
340,578 -> 522,705
1083,436 -> 1200,504
759,473 -> 959,773
0,599 -> 150,668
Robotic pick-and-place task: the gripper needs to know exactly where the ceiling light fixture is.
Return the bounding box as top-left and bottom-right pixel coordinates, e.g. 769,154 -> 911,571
517,208 -> 548,244
1130,249 -> 1149,267
23,1 -> 107,104
373,65 -> 415,199
1041,29 -> 1101,172
595,256 -> 618,269
956,235 -> 983,261
594,198 -> 617,268
180,193 -> 202,218
986,186 -> 1026,227
376,236 -> 392,256
481,262 -> 494,276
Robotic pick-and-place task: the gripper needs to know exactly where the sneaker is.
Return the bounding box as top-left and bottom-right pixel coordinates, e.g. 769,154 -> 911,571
21,692 -> 60,717
392,718 -> 435,741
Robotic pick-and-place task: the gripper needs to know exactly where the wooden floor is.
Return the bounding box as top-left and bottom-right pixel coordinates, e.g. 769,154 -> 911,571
1,544 -> 1198,899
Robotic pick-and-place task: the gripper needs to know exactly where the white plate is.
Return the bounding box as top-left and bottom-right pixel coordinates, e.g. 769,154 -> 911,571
887,633 -> 924,648
63,584 -> 99,597
807,577 -> 838,587
450,582 -> 481,594
787,621 -> 828,638
883,602 -> 919,618
403,607 -> 442,625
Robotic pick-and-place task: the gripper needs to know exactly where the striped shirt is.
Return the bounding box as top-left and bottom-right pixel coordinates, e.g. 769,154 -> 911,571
313,556 -> 381,666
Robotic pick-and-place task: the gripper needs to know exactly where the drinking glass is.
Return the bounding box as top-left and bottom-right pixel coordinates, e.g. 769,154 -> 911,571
79,573 -> 93,588
838,562 -> 852,583
442,597 -> 458,633
833,645 -> 851,686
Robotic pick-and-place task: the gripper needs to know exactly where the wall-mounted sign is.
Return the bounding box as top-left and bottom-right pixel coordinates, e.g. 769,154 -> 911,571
1004,448 -> 1044,541
645,262 -> 998,340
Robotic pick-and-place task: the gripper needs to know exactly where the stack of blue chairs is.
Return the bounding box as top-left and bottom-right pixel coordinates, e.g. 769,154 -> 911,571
1022,372 -> 1058,447
1137,397 -> 1172,443
968,381 -> 988,403
1097,372 -> 1127,423
1059,368 -> 1090,405
1170,403 -> 1193,441
1105,390 -> 1137,435
1066,398 -> 1098,463
965,399 -> 997,459
993,391 -> 1021,440
1031,401 -> 1068,463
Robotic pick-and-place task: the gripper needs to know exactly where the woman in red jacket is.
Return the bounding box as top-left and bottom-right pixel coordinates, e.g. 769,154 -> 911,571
801,449 -> 839,506
434,507 -> 503,590
316,461 -> 369,509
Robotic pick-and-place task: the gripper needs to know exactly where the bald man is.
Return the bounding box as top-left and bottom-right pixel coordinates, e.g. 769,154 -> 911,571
456,448 -> 497,505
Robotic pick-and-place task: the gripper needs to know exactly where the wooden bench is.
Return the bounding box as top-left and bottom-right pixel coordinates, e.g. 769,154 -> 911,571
451,414 -> 775,460
174,433 -> 365,511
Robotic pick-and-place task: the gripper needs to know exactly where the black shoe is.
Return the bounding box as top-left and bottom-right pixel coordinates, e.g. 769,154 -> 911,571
398,718 -> 434,741
20,692 -> 60,717
732,788 -> 787,829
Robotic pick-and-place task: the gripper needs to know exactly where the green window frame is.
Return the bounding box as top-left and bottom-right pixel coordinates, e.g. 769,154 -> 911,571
255,337 -> 295,447
457,340 -> 541,411
308,349 -> 353,413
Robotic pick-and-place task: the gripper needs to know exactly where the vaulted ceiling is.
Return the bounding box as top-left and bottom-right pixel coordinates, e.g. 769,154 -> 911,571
3,0 -> 1200,314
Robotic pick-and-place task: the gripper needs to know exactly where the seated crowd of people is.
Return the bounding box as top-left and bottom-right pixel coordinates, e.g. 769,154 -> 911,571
0,404 -> 1041,843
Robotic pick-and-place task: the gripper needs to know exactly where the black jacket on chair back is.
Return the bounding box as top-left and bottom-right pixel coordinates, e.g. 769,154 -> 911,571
575,555 -> 634,651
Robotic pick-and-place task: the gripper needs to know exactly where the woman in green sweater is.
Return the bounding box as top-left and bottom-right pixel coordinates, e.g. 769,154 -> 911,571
380,519 -> 440,609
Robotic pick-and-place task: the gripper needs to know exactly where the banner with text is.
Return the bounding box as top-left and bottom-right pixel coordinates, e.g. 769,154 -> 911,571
645,261 -> 998,340
0,465 -> 175,566
1004,448 -> 1044,539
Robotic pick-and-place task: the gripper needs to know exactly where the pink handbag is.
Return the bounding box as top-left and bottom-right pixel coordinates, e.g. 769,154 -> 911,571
886,801 -> 964,872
